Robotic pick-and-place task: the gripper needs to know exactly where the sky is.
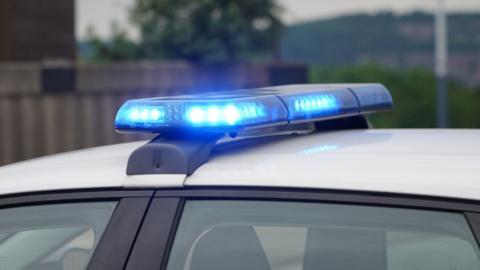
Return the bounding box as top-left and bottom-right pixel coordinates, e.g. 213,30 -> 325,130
76,0 -> 480,40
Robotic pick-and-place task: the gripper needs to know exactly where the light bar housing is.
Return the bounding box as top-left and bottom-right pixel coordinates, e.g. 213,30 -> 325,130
115,83 -> 393,133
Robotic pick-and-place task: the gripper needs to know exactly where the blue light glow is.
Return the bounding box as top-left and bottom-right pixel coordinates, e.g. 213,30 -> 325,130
224,105 -> 241,125
292,95 -> 339,113
185,103 -> 265,126
187,107 -> 205,123
122,106 -> 165,124
207,107 -> 221,123
298,144 -> 339,155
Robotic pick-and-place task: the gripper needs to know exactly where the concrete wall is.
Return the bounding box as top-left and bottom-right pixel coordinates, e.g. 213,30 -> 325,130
0,61 -> 307,165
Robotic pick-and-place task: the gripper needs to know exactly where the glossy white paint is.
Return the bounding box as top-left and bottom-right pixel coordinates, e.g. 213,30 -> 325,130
0,129 -> 479,200
0,141 -> 185,196
186,129 -> 480,200
123,174 -> 186,188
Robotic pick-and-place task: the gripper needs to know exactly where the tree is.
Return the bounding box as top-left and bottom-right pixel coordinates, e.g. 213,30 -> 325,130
130,0 -> 283,62
84,22 -> 139,62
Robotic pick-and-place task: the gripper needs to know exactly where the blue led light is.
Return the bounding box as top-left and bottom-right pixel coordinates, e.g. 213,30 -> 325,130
115,96 -> 286,131
116,105 -> 165,128
128,107 -> 164,121
292,95 -> 339,113
280,88 -> 359,122
224,105 -> 241,125
114,84 -> 393,133
187,107 -> 205,124
185,103 -> 265,126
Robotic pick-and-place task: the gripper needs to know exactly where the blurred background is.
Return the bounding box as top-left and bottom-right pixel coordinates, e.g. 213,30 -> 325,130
0,0 -> 479,166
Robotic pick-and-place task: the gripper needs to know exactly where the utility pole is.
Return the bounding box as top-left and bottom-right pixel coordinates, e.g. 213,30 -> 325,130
435,0 -> 448,128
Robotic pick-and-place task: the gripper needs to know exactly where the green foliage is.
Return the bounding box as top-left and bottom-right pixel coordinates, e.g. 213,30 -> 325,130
130,0 -> 283,62
449,81 -> 480,128
311,63 -> 480,128
84,23 -> 140,62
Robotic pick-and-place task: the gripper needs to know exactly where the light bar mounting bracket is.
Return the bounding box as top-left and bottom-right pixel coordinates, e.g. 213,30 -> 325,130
126,132 -> 223,175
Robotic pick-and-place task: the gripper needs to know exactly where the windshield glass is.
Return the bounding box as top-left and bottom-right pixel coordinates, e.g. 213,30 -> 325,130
167,200 -> 480,270
0,202 -> 116,270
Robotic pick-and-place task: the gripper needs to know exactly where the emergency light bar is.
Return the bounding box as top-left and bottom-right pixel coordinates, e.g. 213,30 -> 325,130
115,84 -> 392,133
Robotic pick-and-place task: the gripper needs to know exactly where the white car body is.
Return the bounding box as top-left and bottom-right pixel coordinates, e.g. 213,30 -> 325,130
0,129 -> 479,200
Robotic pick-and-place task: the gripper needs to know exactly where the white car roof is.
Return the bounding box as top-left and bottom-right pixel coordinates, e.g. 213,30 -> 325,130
0,129 -> 479,200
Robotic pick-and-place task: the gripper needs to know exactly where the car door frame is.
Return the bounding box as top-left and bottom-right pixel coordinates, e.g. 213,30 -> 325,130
0,189 -> 154,270
126,187 -> 480,270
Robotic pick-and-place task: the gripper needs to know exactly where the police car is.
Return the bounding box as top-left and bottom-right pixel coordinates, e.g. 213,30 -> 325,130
0,84 -> 479,270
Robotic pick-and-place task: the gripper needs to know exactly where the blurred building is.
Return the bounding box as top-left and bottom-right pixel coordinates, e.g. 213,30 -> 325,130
0,0 -> 307,166
0,0 -> 75,61
0,61 -> 307,166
